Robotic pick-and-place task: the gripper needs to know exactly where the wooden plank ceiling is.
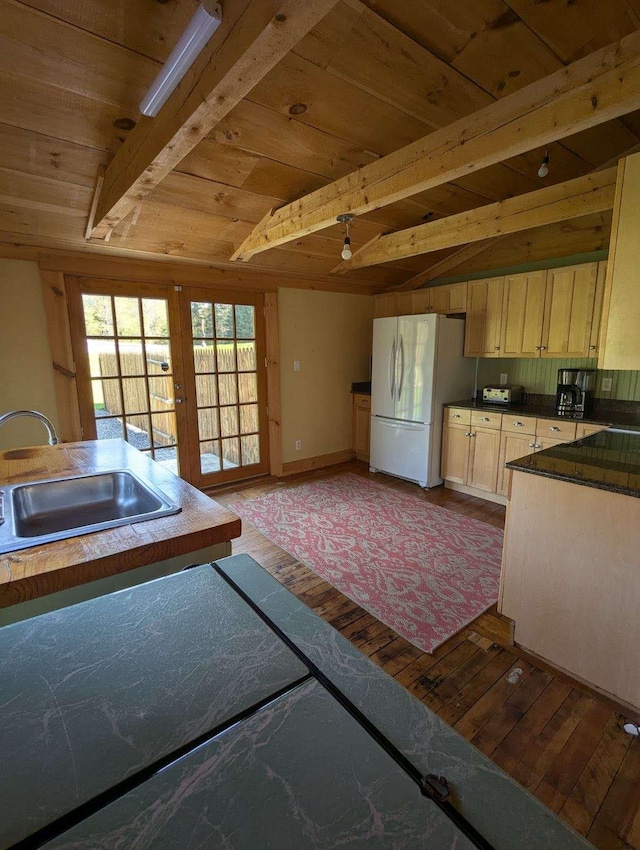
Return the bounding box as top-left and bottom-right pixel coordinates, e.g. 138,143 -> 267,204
0,0 -> 639,292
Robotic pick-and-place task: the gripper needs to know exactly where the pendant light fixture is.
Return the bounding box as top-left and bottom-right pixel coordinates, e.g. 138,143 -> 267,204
337,213 -> 354,260
140,1 -> 223,117
537,149 -> 550,178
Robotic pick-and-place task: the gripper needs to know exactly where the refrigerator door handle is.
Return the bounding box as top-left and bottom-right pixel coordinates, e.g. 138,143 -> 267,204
398,334 -> 405,400
389,338 -> 396,401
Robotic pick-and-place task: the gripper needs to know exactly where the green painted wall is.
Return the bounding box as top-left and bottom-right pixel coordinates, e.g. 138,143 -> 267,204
477,357 -> 640,401
427,250 -> 608,287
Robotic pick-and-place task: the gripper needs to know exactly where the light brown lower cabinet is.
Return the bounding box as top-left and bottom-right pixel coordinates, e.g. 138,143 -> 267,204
443,407 -> 609,502
352,393 -> 371,462
441,412 -> 500,494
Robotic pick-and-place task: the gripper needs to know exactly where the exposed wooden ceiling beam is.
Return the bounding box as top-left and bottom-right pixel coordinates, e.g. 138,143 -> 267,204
391,141 -> 640,292
232,30 -> 640,261
391,239 -> 509,292
89,0 -> 340,238
333,168 -> 617,272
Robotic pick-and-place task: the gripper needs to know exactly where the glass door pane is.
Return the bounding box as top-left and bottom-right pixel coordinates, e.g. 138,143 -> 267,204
184,291 -> 268,486
76,289 -> 182,477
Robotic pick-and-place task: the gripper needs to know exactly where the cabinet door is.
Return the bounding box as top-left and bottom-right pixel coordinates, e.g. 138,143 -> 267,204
396,292 -> 414,316
353,395 -> 371,462
441,423 -> 470,484
411,290 -> 432,314
500,271 -> 547,357
541,264 -> 598,357
598,153 -> 640,370
467,426 -> 500,492
429,286 -> 449,313
464,277 -> 504,357
373,293 -> 397,318
588,261 -> 606,357
497,432 -> 535,496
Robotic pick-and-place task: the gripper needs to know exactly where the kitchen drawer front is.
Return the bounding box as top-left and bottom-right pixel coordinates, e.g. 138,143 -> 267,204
536,418 -> 577,441
575,423 -> 608,439
446,407 -> 471,425
501,415 -> 537,436
471,410 -> 502,430
354,393 -> 371,409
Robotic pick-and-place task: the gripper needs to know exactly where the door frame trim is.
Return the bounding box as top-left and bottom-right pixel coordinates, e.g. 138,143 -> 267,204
39,263 -> 283,479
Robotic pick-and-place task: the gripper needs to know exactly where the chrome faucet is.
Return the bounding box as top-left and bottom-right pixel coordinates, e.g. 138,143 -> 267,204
0,410 -> 59,446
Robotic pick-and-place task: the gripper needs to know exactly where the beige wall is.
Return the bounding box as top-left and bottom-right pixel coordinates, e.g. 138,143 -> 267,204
0,259 -> 59,450
278,288 -> 373,464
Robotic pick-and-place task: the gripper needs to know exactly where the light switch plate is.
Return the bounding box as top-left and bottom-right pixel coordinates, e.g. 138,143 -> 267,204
601,377 -> 612,392
294,360 -> 301,372
500,373 -> 508,385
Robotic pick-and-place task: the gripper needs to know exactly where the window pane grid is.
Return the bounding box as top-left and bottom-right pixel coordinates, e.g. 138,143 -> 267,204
191,300 -> 259,476
83,292 -> 178,476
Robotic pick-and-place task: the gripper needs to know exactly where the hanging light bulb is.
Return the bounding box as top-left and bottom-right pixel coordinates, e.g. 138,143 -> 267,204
337,213 -> 354,260
537,149 -> 550,178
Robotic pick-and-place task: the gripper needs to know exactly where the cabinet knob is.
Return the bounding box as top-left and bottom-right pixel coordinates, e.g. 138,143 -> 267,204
453,414 -> 461,418
529,443 -> 541,449
513,421 -> 523,427
494,346 -> 500,351
589,345 -> 597,351
535,346 -> 541,351
481,417 -> 490,422
550,426 -> 560,432
465,432 -> 473,437
540,345 -> 547,351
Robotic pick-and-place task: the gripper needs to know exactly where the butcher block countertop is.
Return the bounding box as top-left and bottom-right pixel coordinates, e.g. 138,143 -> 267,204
0,439 -> 241,609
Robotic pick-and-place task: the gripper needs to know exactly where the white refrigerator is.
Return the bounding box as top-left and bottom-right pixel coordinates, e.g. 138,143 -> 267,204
369,313 -> 474,488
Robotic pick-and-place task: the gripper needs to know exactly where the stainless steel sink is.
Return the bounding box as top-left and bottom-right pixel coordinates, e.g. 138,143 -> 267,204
0,470 -> 181,554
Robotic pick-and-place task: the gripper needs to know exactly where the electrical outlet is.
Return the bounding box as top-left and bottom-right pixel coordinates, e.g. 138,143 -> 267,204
293,360 -> 301,372
500,373 -> 508,385
295,439 -> 302,451
601,377 -> 612,392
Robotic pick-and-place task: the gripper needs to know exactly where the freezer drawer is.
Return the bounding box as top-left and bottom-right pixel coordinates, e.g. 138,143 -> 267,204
370,416 -> 431,487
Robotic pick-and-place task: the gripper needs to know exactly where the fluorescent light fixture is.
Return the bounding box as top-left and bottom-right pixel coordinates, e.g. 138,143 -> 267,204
139,1 -> 223,118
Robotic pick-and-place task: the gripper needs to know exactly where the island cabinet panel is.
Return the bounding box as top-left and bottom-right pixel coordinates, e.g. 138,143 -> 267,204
467,427 -> 501,492
440,422 -> 470,484
599,153 -> 640,370
541,263 -> 598,357
500,471 -> 640,711
500,271 -> 547,358
464,277 -> 504,357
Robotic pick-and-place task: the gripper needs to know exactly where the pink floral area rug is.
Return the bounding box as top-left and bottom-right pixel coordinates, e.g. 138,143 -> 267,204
229,473 -> 504,654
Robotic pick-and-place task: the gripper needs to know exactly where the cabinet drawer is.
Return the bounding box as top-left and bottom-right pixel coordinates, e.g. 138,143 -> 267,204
535,419 -> 577,441
471,410 -> 502,430
501,415 -> 537,436
354,393 -> 371,409
446,408 -> 471,425
575,423 -> 608,439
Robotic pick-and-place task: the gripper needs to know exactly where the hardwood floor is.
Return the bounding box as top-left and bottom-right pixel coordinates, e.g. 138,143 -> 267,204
214,461 -> 640,848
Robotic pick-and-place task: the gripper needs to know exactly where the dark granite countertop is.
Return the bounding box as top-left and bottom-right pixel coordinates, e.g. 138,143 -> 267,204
351,380 -> 371,394
445,395 -> 640,428
0,556 -> 592,850
507,429 -> 640,498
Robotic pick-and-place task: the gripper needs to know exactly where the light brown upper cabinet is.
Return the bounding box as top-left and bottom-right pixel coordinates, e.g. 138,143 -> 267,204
541,264 -> 599,357
500,271 -> 548,357
598,153 -> 640,370
499,266 -> 599,359
464,277 -> 504,357
373,282 -> 468,318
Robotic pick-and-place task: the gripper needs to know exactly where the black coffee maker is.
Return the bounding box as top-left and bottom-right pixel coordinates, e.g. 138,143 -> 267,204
555,368 -> 596,417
